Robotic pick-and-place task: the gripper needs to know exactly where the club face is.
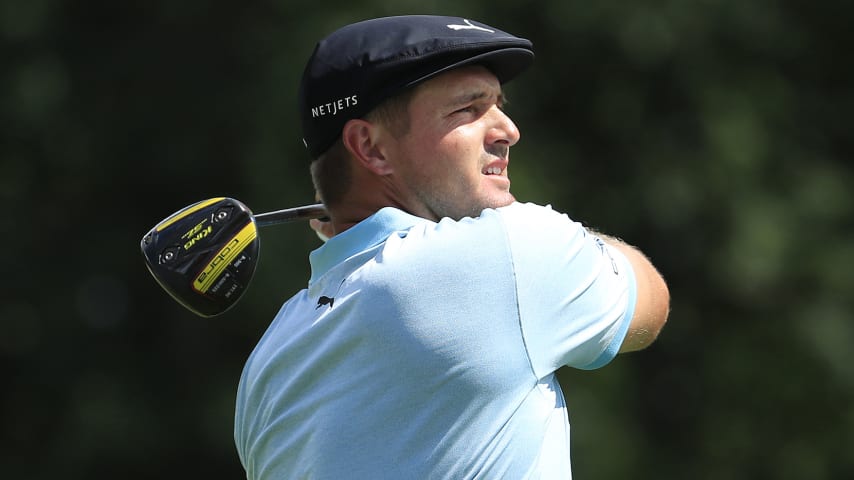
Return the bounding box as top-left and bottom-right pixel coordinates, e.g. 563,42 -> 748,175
140,197 -> 260,317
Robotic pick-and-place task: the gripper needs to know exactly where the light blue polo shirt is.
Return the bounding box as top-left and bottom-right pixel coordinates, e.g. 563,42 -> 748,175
234,202 -> 636,479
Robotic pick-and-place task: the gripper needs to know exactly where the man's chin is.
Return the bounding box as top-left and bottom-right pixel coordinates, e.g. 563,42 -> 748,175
480,193 -> 516,214
493,191 -> 516,207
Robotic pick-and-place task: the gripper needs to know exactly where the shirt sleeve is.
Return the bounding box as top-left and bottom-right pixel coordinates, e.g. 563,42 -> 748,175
496,203 -> 637,377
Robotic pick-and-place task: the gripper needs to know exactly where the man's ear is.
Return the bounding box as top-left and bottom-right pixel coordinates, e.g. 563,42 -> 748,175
341,119 -> 394,175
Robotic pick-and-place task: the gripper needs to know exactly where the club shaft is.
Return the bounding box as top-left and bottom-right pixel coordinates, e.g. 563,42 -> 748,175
254,203 -> 328,227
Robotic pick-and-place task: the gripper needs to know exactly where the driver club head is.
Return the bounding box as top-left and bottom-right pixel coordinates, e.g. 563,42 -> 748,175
140,197 -> 260,317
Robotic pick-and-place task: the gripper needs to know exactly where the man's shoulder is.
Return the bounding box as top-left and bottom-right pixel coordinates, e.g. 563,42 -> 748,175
396,203 -> 577,248
488,202 -> 589,255
493,201 -> 567,223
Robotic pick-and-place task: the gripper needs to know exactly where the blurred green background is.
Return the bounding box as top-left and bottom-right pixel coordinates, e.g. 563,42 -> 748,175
2,0 -> 852,478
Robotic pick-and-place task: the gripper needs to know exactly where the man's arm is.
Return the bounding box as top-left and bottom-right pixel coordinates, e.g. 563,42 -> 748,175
598,234 -> 671,353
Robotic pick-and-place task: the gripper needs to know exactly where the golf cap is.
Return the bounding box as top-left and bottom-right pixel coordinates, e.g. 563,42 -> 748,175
298,15 -> 534,158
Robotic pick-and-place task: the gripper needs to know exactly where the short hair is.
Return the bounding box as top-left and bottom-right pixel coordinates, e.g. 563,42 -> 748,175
363,88 -> 414,138
310,88 -> 416,208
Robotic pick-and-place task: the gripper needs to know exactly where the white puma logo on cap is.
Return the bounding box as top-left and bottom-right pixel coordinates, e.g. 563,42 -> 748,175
446,19 -> 494,33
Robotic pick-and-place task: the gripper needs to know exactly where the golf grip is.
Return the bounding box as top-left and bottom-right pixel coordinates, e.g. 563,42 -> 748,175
254,203 -> 328,227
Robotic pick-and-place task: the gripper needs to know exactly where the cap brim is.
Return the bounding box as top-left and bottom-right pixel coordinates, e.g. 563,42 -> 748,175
405,47 -> 534,88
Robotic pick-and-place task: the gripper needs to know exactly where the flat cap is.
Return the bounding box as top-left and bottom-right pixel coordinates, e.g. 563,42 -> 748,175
298,15 -> 534,158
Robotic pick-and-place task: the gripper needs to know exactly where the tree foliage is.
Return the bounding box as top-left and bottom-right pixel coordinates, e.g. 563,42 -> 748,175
1,1 -> 851,478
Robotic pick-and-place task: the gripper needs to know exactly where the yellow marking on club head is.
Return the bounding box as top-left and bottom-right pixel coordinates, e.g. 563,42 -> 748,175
156,197 -> 226,232
193,222 -> 257,293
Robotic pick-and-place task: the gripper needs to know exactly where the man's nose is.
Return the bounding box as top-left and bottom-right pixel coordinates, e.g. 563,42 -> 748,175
486,106 -> 520,147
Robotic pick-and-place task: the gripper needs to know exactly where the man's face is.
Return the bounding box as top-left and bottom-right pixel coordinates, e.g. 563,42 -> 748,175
382,66 -> 521,221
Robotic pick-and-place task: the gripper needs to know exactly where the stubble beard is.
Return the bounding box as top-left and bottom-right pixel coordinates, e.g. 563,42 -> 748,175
417,180 -> 515,221
411,145 -> 516,221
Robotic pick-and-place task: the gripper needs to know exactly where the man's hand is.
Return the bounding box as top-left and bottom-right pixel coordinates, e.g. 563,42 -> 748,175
310,217 -> 335,242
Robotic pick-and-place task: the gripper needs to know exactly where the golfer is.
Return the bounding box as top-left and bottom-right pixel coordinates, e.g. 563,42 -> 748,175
234,15 -> 670,479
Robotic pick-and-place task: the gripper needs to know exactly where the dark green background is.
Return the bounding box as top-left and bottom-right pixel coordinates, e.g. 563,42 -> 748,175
2,1 -> 851,478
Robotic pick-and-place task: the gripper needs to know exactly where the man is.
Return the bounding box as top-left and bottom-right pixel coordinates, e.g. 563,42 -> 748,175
234,15 -> 669,479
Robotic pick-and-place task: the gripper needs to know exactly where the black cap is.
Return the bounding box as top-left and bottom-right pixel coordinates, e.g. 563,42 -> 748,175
298,15 -> 534,158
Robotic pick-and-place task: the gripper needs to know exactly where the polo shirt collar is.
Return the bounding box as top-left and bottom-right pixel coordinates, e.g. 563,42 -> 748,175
308,207 -> 426,285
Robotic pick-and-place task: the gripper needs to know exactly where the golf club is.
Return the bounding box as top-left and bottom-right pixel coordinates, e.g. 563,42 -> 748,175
140,197 -> 327,317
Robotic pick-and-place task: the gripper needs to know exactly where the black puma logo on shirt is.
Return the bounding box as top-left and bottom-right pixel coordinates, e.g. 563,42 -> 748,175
316,296 -> 335,309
